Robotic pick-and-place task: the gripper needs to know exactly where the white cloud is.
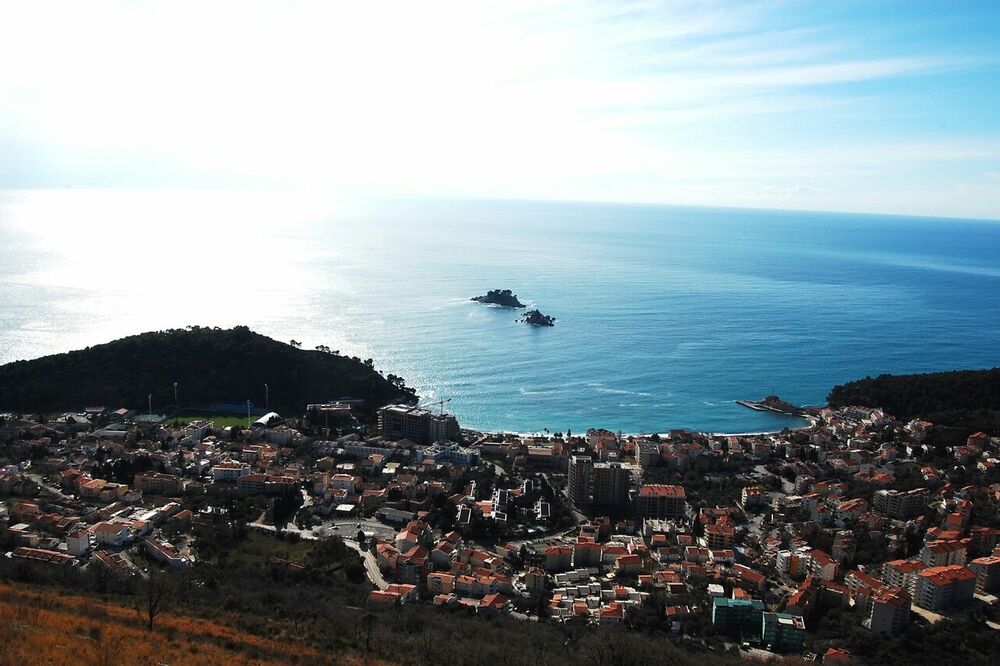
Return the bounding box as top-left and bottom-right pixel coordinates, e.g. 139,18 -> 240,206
0,1 -> 997,219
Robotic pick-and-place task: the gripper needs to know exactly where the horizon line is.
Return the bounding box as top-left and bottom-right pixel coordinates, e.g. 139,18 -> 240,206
1,185 -> 998,225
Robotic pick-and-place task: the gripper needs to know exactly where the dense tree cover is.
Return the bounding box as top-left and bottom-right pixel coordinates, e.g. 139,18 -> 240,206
828,367 -> 1000,435
0,325 -> 416,417
807,606 -> 1000,666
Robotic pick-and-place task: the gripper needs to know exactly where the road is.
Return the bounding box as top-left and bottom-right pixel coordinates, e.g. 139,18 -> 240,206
541,473 -> 588,525
26,473 -> 75,501
345,539 -> 388,590
249,517 -> 391,591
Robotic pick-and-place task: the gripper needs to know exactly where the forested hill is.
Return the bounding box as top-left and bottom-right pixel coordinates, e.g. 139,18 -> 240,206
828,367 -> 1000,435
0,326 -> 415,416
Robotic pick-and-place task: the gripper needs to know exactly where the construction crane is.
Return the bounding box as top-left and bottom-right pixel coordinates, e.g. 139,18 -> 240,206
421,397 -> 452,416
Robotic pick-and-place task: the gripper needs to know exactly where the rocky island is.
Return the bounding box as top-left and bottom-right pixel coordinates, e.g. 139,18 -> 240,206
471,289 -> 526,308
518,309 -> 555,326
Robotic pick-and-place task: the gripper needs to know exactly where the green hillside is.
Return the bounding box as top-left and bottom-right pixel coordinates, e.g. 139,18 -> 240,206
828,367 -> 1000,435
0,326 -> 415,417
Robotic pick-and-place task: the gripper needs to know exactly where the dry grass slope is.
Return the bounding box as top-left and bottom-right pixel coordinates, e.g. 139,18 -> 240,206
0,581 -> 394,666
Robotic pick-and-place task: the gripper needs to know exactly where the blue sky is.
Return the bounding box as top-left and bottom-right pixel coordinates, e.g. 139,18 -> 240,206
1,1 -> 999,219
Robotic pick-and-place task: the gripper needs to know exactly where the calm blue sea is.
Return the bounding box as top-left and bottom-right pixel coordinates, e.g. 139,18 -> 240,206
1,190 -> 999,434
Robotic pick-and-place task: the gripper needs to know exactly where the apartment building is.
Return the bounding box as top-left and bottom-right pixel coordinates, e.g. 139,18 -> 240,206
377,404 -> 459,445
873,488 -> 929,520
913,565 -> 977,611
864,587 -> 911,634
635,484 -> 686,519
567,455 -> 593,507
592,462 -> 631,507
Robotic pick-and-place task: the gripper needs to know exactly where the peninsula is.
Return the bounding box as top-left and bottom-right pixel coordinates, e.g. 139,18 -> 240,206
471,289 -> 526,308
0,326 -> 416,417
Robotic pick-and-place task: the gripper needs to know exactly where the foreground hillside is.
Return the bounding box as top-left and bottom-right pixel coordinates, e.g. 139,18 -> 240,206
0,525 -> 744,666
0,326 -> 415,416
0,580 -> 391,666
828,367 -> 1000,435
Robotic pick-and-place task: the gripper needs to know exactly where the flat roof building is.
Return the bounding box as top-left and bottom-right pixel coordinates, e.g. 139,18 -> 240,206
378,405 -> 458,445
635,484 -> 686,519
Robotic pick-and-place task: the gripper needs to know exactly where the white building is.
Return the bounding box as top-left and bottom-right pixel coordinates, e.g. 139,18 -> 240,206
66,530 -> 92,556
211,460 -> 251,482
92,522 -> 130,547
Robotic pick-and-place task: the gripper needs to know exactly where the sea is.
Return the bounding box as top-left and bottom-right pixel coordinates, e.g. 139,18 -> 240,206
1,189 -> 999,435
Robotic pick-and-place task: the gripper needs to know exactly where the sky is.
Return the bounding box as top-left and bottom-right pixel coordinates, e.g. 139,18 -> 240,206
1,1 -> 999,219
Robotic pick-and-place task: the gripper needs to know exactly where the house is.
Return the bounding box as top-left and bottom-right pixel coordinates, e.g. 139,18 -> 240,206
968,555 -> 1000,593
863,587 -> 910,634
599,602 -> 626,624
134,472 -> 185,495
704,524 -> 735,550
11,502 -> 41,522
376,542 -> 400,571
761,612 -> 806,653
92,521 -> 130,547
12,546 -> 76,567
478,594 -> 510,615
66,529 -> 92,556
397,546 -> 430,586
144,537 -> 191,568
544,545 -> 573,572
573,538 -> 603,568
92,550 -> 138,576
211,460 -> 250,482
732,564 -> 766,593
844,569 -> 882,599
882,559 -> 928,595
919,539 -> 967,567
369,583 -> 418,605
614,554 -> 642,576
524,567 -> 547,596
427,572 -> 456,594
805,549 -> 839,581
386,583 -> 419,602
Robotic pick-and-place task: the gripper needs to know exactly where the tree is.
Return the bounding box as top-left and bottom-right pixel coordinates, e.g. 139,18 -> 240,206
289,339 -> 302,348
88,624 -> 125,666
361,613 -> 378,651
134,572 -> 168,631
88,560 -> 113,594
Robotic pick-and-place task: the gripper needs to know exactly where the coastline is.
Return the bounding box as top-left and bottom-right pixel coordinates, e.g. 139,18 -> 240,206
465,413 -> 816,440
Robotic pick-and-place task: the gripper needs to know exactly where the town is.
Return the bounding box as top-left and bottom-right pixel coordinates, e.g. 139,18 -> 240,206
0,396 -> 998,663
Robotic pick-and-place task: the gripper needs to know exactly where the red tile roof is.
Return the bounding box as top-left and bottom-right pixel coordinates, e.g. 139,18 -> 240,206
638,484 -> 685,497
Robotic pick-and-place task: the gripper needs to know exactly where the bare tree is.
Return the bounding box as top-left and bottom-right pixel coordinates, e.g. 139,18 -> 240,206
417,629 -> 438,665
88,624 -> 125,666
89,560 -> 113,594
134,572 -> 168,631
361,613 -> 378,651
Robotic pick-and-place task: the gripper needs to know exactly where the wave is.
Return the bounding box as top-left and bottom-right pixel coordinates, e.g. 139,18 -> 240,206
588,382 -> 652,396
